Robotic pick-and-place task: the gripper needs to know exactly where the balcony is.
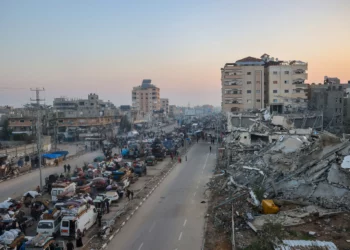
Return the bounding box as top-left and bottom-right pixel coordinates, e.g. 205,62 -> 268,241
293,70 -> 308,80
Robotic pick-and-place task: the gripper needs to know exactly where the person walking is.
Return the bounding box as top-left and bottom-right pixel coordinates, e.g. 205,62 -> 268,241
76,229 -> 83,248
126,189 -> 131,201
97,212 -> 102,227
105,199 -> 110,214
67,164 -> 71,173
209,146 -> 212,153
66,240 -> 74,250
64,164 -> 67,173
130,190 -> 134,200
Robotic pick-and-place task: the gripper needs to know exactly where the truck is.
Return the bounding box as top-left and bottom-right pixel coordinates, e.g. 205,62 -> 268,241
36,209 -> 62,237
60,205 -> 97,238
51,182 -> 76,202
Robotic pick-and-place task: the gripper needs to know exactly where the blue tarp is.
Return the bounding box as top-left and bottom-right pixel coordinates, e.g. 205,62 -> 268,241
121,148 -> 129,156
42,153 -> 63,159
51,151 -> 69,156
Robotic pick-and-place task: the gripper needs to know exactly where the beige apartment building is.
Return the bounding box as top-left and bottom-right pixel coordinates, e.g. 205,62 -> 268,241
262,54 -> 308,113
161,98 -> 169,114
221,57 -> 265,113
132,79 -> 161,118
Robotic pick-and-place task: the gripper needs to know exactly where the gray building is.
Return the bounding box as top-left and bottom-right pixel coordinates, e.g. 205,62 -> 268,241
309,83 -> 344,129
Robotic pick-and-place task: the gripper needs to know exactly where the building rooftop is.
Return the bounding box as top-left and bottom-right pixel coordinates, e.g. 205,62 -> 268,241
236,56 -> 264,63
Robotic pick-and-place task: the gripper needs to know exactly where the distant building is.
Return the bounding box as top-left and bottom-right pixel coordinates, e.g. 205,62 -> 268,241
309,83 -> 344,128
221,57 -> 265,113
160,98 -> 169,114
324,76 -> 341,85
132,79 -> 161,119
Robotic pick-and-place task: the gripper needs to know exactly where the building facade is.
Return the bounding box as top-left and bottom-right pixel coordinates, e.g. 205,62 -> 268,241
132,79 -> 161,118
262,54 -> 308,113
221,57 -> 265,113
160,98 -> 169,114
309,83 -> 344,128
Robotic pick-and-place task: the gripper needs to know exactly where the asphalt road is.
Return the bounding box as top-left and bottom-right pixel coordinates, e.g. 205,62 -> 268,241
107,141 -> 215,250
0,150 -> 105,201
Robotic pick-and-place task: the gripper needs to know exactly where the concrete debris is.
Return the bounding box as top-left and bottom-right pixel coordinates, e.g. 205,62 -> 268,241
275,240 -> 338,250
209,114 -> 350,249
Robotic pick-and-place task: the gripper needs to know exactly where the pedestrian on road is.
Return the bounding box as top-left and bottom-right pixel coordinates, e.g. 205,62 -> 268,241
76,229 -> 83,248
36,185 -> 41,193
185,155 -> 187,161
126,189 -> 131,201
210,146 -> 212,153
178,157 -> 182,163
170,153 -> 173,161
67,164 -> 71,173
64,164 -> 67,173
105,199 -> 110,214
131,190 -> 134,200
97,212 -> 102,227
66,240 -> 74,250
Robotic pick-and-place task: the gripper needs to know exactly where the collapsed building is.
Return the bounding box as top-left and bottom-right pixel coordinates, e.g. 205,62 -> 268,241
205,112 -> 350,250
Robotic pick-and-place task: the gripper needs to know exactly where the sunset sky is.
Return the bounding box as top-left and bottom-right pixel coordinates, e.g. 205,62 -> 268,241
1,0 -> 349,107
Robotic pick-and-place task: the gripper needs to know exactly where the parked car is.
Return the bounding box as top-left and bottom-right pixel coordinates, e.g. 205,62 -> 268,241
92,177 -> 108,190
105,191 -> 119,202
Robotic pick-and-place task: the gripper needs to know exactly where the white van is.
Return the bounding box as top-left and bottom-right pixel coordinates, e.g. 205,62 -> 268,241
60,206 -> 97,238
36,210 -> 62,237
51,182 -> 76,202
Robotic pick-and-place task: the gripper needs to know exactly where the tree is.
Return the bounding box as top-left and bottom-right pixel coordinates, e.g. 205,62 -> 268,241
1,119 -> 12,140
119,115 -> 132,133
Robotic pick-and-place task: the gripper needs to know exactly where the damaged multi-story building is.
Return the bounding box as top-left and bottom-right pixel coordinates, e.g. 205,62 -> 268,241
262,54 -> 309,114
221,54 -> 309,114
309,79 -> 344,130
221,57 -> 265,113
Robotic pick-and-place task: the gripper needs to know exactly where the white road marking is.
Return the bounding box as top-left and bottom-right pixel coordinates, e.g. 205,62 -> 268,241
138,242 -> 144,250
109,235 -> 114,241
183,219 -> 187,227
149,221 -> 156,232
102,243 -> 107,249
178,232 -> 183,241
193,192 -> 196,197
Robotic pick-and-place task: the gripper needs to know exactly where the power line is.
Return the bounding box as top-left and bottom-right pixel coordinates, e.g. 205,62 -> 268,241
30,87 -> 45,190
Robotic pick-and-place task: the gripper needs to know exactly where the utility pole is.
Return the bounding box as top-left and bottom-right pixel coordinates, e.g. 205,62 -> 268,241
30,88 -> 45,190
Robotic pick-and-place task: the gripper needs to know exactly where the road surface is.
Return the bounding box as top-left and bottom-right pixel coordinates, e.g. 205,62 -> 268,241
0,150 -> 105,201
107,141 -> 215,250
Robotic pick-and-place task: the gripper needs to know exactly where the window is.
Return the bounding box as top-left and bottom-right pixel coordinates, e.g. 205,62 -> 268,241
256,90 -> 260,94
340,98 -> 342,103
256,81 -> 261,84
20,120 -> 24,123
335,98 -> 338,103
273,81 -> 278,84
284,90 -> 289,93
273,90 -> 278,93
247,90 -> 251,93
273,71 -> 278,75
284,98 -> 289,102
339,108 -> 342,113
296,90 -> 300,93
247,99 -> 252,103
256,99 -> 261,102
247,72 -> 251,75
247,81 -> 252,84
284,71 -> 289,74
284,80 -> 288,84
336,108 -> 338,112
273,99 -> 278,103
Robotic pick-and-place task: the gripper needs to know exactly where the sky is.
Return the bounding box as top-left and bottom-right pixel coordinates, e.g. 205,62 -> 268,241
0,0 -> 350,107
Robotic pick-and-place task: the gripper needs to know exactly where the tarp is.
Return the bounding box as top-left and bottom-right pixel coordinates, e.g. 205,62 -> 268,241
42,154 -> 62,159
23,191 -> 40,198
51,151 -> 69,156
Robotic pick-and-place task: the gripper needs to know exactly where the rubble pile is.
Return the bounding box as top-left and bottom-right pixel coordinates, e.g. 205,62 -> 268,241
207,116 -> 350,249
